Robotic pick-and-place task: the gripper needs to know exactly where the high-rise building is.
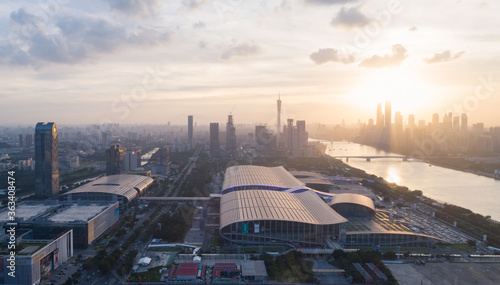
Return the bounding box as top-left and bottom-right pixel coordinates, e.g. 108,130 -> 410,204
461,113 -> 468,132
296,120 -> 307,148
453,116 -> 460,130
35,122 -> 59,198
408,114 -> 415,129
277,94 -> 282,135
210,123 -> 219,157
25,134 -> 33,146
124,150 -> 139,172
18,134 -> 23,147
255,125 -> 275,153
384,101 -> 392,130
376,103 -> 384,129
188,115 -> 193,148
286,119 -> 294,153
394,111 -> 403,134
106,144 -> 126,175
443,112 -> 453,129
418,120 -> 426,128
432,113 -> 439,126
472,123 -> 484,134
226,114 -> 237,153
159,146 -> 169,165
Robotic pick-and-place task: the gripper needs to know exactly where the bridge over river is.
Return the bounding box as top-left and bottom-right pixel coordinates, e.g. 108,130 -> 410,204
330,155 -> 411,162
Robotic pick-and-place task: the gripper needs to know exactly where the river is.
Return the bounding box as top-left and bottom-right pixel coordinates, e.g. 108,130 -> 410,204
316,140 -> 500,221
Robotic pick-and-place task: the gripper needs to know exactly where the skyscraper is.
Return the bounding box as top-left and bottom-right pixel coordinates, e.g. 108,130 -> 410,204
188,115 -> 193,148
210,123 -> 219,157
376,103 -> 384,129
461,113 -> 468,132
277,94 -> 282,135
18,134 -> 23,147
384,101 -> 392,130
35,122 -> 59,198
106,144 -> 126,175
408,114 -> 415,129
432,113 -> 440,126
443,112 -> 452,129
394,111 -> 403,134
453,116 -> 460,130
124,150 -> 139,171
286,119 -> 294,154
296,120 -> 307,148
226,114 -> 237,153
25,134 -> 33,146
255,125 -> 275,153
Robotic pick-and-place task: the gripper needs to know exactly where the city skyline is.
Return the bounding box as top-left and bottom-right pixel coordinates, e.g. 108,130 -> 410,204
1,0 -> 499,127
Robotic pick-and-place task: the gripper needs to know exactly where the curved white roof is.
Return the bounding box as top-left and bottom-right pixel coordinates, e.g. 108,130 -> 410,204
62,174 -> 153,201
330,193 -> 375,211
222,165 -> 305,191
220,189 -> 347,229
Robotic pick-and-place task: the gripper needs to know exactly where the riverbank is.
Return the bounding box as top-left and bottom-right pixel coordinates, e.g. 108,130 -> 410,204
423,157 -> 500,180
314,139 -> 500,221
318,154 -> 500,246
347,140 -> 500,180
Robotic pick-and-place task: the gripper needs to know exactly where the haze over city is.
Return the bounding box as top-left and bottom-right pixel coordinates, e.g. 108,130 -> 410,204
1,0 -> 500,126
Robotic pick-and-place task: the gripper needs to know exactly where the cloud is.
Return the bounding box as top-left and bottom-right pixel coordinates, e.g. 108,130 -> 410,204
309,48 -> 355,64
104,0 -> 161,17
183,0 -> 207,10
193,21 -> 206,29
331,6 -> 370,28
305,0 -> 359,5
359,44 -> 408,68
275,0 -> 292,13
424,50 -> 465,64
198,40 -> 208,49
2,8 -> 171,66
221,41 -> 262,60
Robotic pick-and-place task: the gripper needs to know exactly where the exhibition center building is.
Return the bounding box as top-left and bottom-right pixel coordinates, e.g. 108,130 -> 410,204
219,165 -> 443,248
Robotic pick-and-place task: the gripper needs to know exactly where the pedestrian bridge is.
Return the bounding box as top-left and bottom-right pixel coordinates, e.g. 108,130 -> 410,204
138,194 -> 220,203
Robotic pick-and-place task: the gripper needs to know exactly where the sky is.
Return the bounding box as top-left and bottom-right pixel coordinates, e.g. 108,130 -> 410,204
1,0 -> 499,128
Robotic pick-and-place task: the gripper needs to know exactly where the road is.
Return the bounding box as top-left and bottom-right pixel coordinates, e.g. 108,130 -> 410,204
47,146 -> 203,285
171,145 -> 203,197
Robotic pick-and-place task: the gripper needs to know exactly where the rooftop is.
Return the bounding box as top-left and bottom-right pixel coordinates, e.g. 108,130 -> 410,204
0,203 -> 58,222
289,171 -> 336,186
0,201 -> 118,224
62,174 -> 153,200
330,193 -> 376,211
220,189 -> 347,229
241,260 -> 268,277
48,203 -> 115,222
222,165 -> 305,191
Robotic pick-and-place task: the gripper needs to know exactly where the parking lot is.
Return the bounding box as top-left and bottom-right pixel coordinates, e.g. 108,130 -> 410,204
388,262 -> 500,285
395,208 -> 472,244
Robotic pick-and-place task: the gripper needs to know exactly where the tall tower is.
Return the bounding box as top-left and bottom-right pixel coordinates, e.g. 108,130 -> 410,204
384,101 -> 392,130
408,114 -> 415,129
188,115 -> 193,148
394,111 -> 403,134
210,123 -> 219,157
376,103 -> 383,129
106,144 -> 126,175
461,113 -> 468,132
35,122 -> 59,198
226,114 -> 237,153
277,93 -> 282,135
432,113 -> 440,126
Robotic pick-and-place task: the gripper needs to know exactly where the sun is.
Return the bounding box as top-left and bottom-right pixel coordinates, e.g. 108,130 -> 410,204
350,69 -> 437,116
